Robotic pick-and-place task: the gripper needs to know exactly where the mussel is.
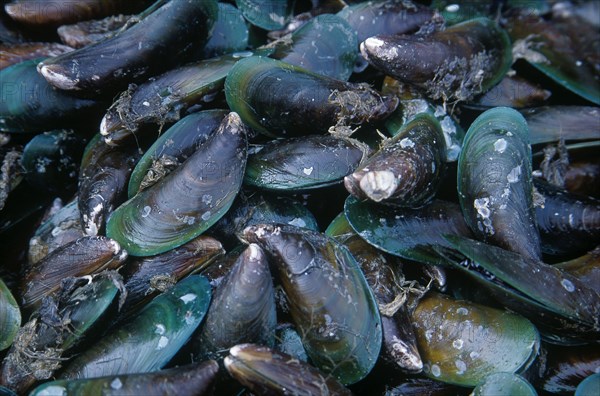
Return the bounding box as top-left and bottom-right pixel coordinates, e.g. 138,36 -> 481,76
106,112 -> 248,256
361,17 -> 512,102
457,107 -> 541,261
243,224 -> 382,385
225,56 -> 398,137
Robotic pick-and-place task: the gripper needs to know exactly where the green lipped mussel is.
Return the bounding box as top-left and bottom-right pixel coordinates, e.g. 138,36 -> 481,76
106,112 -> 247,256
225,56 -> 398,137
243,224 -> 382,385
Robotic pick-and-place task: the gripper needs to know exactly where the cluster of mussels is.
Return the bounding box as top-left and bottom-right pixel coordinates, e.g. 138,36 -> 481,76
1,0 -> 599,395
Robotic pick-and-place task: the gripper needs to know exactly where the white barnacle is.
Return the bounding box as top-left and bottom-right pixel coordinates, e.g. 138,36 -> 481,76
180,293 -> 197,304
494,138 -> 507,153
507,165 -> 522,183
359,170 -> 398,201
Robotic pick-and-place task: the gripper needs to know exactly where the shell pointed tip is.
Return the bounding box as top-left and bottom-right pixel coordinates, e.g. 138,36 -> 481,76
39,63 -> 79,91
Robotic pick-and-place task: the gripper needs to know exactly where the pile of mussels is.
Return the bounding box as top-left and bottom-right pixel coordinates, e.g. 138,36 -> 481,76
0,0 -> 599,394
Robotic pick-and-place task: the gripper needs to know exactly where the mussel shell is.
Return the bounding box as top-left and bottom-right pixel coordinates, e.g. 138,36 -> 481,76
344,196 -> 472,266
1,272 -> 124,393
0,278 -> 20,351
38,0 -> 218,96
447,235 -> 600,334
119,235 -> 224,316
225,56 -> 398,137
21,236 -> 127,311
57,14 -> 131,49
555,247 -> 600,294
326,212 -> 422,373
194,244 -> 276,361
344,113 -> 445,207
470,75 -> 551,109
4,0 -> 150,27
528,343 -> 600,394
361,17 -> 512,101
411,292 -> 540,387
0,59 -> 103,133
523,106 -> 600,145
472,373 -> 537,396
21,129 -> 87,195
200,2 -> 248,58
507,11 -> 600,105
224,344 -> 353,395
337,0 -> 434,44
235,0 -> 293,30
59,275 -> 212,379
458,106 -> 542,261
243,224 -> 382,385
127,110 -> 227,197
245,134 -> 368,192
534,179 -> 600,257
384,99 -> 464,162
268,14 -> 357,81
0,42 -> 73,70
28,198 -> 84,266
98,51 -> 261,142
209,192 -> 319,249
106,112 -> 248,256
576,373 -> 600,396
78,133 -> 141,236
30,360 -> 219,396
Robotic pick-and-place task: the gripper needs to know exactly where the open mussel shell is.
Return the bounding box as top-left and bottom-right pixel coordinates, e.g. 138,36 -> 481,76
106,112 -> 248,257
245,134 -> 369,192
0,59 -> 103,133
127,110 -> 227,198
447,236 -> 600,336
59,275 -> 212,379
361,17 -> 512,102
411,292 -> 540,387
458,106 -> 541,261
224,344 -> 352,395
193,244 -> 276,361
268,14 -> 357,81
345,113 -> 445,207
21,129 -> 87,195
0,278 -> 20,351
243,224 -> 382,385
225,56 -> 398,138
4,0 -> 151,27
30,360 -> 219,396
534,179 -> 600,258
1,272 -> 124,393
78,133 -> 141,236
28,198 -> 84,266
37,0 -> 218,96
119,235 -> 224,317
0,42 -> 73,70
344,196 -> 472,266
472,372 -> 537,396
21,236 -> 127,311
